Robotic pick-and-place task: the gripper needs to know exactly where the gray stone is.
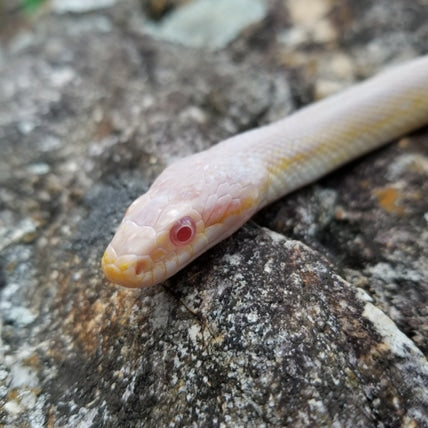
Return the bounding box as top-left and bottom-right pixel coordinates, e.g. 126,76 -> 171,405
0,0 -> 427,426
143,0 -> 268,49
52,0 -> 118,14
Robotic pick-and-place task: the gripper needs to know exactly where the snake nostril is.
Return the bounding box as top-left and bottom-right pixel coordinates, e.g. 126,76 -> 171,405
135,259 -> 146,275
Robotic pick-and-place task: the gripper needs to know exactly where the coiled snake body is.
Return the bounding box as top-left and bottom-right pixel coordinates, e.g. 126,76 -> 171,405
102,56 -> 428,288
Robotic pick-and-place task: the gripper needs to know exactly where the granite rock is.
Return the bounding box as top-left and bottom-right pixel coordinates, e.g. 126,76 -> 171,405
0,0 -> 427,426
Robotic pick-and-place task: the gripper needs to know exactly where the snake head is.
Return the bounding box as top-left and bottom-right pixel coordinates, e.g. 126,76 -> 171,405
102,196 -> 207,287
101,150 -> 265,287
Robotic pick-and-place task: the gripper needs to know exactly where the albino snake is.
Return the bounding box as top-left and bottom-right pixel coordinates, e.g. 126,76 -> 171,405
102,55 -> 428,288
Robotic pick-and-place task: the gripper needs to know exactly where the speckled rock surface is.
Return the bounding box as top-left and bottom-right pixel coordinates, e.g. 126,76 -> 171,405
0,0 -> 427,426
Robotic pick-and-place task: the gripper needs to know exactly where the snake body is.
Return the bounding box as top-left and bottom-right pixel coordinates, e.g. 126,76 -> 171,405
102,56 -> 428,288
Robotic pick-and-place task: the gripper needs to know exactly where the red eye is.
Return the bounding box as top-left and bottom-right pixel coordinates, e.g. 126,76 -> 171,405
170,216 -> 196,247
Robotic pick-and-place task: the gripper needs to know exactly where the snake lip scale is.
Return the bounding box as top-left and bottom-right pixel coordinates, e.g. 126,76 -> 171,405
102,55 -> 428,288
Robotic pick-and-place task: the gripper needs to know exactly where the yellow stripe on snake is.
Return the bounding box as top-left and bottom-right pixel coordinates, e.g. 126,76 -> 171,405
102,56 -> 428,288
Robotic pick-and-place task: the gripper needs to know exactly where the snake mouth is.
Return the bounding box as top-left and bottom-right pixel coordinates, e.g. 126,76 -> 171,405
101,245 -> 156,288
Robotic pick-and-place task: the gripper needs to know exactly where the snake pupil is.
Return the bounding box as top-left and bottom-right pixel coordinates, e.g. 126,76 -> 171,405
177,226 -> 192,242
170,216 -> 196,246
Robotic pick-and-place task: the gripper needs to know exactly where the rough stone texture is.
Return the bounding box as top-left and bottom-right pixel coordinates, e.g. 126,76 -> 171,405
0,0 -> 427,426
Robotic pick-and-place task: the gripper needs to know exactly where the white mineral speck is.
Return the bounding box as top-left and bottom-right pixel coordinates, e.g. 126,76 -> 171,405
188,324 -> 201,346
246,311 -> 259,323
4,400 -> 23,416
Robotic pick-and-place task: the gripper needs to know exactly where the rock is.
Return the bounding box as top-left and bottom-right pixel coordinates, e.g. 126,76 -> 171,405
142,0 -> 268,49
0,0 -> 427,426
51,0 -> 118,14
